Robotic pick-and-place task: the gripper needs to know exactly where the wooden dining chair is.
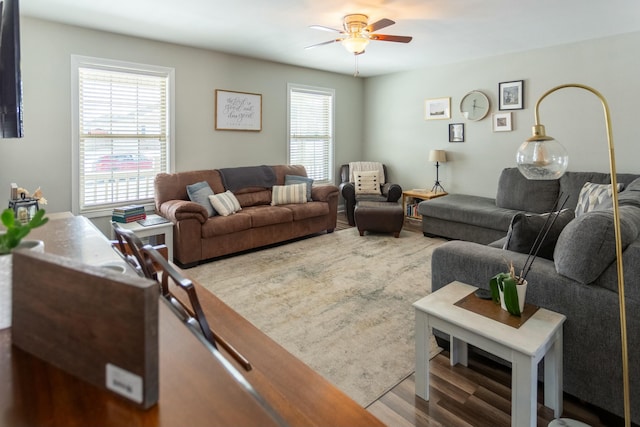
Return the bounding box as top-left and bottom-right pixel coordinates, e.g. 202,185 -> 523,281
141,245 -> 252,371
111,221 -> 158,280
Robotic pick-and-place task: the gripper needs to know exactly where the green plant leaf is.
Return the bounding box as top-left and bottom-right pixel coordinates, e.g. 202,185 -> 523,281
489,273 -> 505,304
1,209 -> 15,229
0,208 -> 48,255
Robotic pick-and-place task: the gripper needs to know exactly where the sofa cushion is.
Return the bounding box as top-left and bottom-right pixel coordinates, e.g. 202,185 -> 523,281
354,170 -> 381,195
208,191 -> 242,216
559,171 -> 640,210
619,177 -> 640,208
201,213 -> 251,237
243,205 -> 293,227
285,202 -> 329,221
285,175 -> 314,201
503,209 -> 575,260
575,182 -> 622,217
495,168 -> 560,213
554,205 -> 640,284
235,189 -> 272,207
271,183 -> 307,205
419,194 -> 518,232
186,181 -> 216,217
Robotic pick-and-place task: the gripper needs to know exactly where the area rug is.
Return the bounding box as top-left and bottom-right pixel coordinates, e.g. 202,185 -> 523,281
188,228 -> 446,407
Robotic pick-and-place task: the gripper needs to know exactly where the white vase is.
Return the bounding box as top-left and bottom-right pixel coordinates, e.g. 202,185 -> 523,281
0,240 -> 45,330
498,279 -> 528,313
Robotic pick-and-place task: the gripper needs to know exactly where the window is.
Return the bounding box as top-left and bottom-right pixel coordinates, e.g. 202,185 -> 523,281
288,84 -> 334,184
72,56 -> 174,215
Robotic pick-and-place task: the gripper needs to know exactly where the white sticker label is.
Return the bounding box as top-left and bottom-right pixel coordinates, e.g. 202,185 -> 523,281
106,363 -> 143,404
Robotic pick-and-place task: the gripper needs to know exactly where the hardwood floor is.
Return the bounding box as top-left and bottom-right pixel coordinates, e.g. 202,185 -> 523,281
336,211 -> 630,427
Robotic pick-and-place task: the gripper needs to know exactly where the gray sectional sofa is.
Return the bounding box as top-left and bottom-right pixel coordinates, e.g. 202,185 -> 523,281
423,168 -> 640,423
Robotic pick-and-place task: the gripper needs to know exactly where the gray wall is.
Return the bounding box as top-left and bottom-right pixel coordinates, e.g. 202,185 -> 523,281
2,17 -> 638,231
364,31 -> 640,198
0,17 -> 365,231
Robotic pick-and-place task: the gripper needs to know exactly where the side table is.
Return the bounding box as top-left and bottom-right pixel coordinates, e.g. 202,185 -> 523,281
414,281 -> 566,427
402,190 -> 447,220
114,214 -> 174,261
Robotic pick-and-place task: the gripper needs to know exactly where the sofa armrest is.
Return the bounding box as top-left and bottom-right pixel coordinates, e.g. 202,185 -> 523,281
311,184 -> 339,202
158,200 -> 208,224
339,182 -> 355,201
383,183 -> 402,202
339,182 -> 356,225
431,240 -> 576,297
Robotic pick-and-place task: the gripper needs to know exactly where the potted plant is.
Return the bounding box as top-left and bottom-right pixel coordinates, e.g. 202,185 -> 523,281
0,208 -> 48,255
490,261 -> 527,316
1,208 -> 48,330
490,194 -> 568,316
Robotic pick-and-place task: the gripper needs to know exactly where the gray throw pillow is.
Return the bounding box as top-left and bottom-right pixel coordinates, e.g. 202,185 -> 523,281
186,181 -> 216,217
554,206 -> 640,284
503,209 -> 575,260
285,174 -> 313,201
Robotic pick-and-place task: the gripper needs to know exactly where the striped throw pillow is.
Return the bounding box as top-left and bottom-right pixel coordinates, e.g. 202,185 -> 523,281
355,170 -> 380,195
271,183 -> 307,206
208,191 -> 242,216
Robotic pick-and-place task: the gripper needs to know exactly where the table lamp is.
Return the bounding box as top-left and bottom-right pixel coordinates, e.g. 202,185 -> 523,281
429,149 -> 447,193
515,83 -> 630,427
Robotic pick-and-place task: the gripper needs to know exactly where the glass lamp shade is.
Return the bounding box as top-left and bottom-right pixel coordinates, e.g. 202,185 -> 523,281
342,36 -> 369,54
516,136 -> 569,180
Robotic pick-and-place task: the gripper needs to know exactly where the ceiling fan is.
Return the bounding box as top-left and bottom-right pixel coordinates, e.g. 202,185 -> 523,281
306,14 -> 413,56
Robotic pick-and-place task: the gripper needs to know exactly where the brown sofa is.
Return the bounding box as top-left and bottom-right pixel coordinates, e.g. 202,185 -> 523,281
154,165 -> 339,267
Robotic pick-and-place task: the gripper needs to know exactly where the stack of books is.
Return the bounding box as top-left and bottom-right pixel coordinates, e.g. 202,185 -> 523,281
112,205 -> 146,223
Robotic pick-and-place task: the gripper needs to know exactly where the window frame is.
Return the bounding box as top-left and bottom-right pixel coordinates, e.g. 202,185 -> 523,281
71,55 -> 175,217
287,83 -> 335,185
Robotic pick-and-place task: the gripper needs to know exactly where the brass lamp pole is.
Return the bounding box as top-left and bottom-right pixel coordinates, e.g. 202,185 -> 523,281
516,84 -> 630,427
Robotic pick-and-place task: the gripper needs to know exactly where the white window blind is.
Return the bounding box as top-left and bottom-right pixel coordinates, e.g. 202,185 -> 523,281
77,63 -> 170,211
288,85 -> 334,184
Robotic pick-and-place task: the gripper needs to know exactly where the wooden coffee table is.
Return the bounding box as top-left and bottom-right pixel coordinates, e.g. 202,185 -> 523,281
413,281 -> 566,427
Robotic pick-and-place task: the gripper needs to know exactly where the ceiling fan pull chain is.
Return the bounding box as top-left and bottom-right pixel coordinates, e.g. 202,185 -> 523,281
354,54 -> 359,77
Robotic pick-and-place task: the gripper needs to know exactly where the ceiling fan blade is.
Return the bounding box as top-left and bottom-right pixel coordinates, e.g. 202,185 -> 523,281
366,18 -> 394,33
370,34 -> 413,43
309,24 -> 342,33
304,39 -> 342,49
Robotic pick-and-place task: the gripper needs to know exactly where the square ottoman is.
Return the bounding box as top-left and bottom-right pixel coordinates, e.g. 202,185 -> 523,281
354,201 -> 404,238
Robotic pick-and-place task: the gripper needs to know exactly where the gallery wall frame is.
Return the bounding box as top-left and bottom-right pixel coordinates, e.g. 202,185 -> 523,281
498,80 -> 524,110
425,97 -> 451,120
215,89 -> 262,131
449,123 -> 465,142
493,112 -> 513,132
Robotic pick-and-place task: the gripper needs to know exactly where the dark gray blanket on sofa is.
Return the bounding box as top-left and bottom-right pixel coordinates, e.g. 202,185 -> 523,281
219,165 -> 276,192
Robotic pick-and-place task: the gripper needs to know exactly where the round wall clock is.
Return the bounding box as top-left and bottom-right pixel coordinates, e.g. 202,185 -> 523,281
460,90 -> 490,121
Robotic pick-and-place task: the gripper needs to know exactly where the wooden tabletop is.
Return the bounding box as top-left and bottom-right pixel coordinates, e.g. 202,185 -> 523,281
0,215 -> 383,427
402,189 -> 448,199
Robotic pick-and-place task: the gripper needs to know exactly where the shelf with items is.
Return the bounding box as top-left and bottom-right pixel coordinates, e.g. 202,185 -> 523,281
402,190 -> 448,220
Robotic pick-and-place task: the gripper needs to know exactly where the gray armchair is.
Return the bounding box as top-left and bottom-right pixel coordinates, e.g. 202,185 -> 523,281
339,163 -> 402,226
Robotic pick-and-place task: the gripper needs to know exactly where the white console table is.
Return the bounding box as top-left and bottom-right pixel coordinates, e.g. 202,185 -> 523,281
114,214 -> 174,261
414,281 -> 566,427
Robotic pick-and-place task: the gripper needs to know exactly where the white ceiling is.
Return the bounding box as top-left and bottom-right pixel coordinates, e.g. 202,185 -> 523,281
20,0 -> 640,77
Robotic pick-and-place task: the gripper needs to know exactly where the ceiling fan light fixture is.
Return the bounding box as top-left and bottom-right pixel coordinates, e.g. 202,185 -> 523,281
342,35 -> 369,54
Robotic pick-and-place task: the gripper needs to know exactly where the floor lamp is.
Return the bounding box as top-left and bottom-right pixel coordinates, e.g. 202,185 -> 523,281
429,149 -> 447,193
515,84 -> 630,427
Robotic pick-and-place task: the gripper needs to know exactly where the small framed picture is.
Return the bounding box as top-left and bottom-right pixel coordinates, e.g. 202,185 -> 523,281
498,80 -> 524,110
493,112 -> 513,132
425,97 -> 451,120
449,123 -> 464,142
